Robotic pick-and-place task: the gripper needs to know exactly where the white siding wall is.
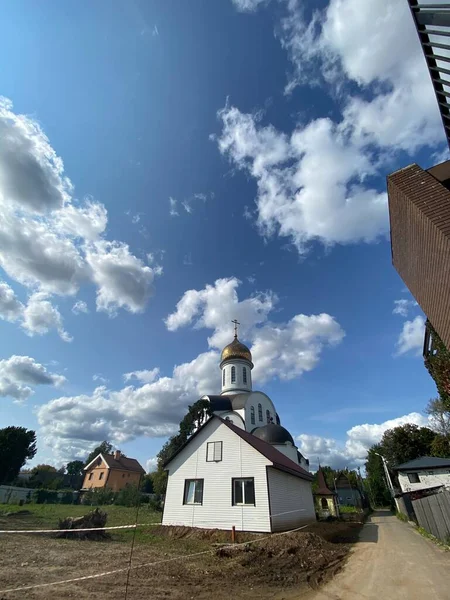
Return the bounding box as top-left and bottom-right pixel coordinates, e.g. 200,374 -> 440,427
163,420 -> 272,532
398,468 -> 450,493
267,468 -> 316,532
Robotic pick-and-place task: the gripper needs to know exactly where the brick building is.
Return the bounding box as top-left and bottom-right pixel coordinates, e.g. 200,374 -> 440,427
387,161 -> 450,350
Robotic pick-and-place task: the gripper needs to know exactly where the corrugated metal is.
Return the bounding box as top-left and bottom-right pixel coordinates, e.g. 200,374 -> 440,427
162,419 -> 272,532
387,163 -> 450,349
267,467 -> 316,532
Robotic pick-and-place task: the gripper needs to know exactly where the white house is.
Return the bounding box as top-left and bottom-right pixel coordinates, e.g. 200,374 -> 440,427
162,327 -> 315,532
395,457 -> 450,493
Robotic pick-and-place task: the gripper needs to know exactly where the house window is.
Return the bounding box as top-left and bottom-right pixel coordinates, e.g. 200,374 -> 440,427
231,366 -> 236,383
243,367 -> 247,384
266,409 -> 270,424
206,441 -> 223,462
223,369 -> 225,386
258,403 -> 263,422
250,406 -> 255,425
99,472 -> 104,480
232,478 -> 255,506
183,479 -> 204,505
407,473 -> 420,484
321,497 -> 328,509
88,473 -> 93,481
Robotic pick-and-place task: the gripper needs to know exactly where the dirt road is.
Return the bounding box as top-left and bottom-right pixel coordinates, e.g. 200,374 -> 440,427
308,510 -> 450,600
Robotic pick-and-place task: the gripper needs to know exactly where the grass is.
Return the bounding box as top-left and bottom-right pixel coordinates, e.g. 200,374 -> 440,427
0,503 -> 162,543
338,505 -> 359,514
396,511 -> 408,522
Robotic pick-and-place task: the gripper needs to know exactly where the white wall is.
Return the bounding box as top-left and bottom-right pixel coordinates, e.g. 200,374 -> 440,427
163,419 -> 272,532
267,468 -> 316,532
244,392 -> 276,432
221,359 -> 252,395
398,468 -> 450,493
273,443 -> 299,464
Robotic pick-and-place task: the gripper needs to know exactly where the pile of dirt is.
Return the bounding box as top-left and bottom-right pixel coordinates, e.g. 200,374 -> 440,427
215,531 -> 349,588
150,524 -> 258,544
57,508 -> 109,540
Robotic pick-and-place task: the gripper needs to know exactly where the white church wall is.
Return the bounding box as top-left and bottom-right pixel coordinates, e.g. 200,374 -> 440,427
272,443 -> 299,464
221,359 -> 252,395
245,392 -> 276,431
163,419 -> 272,532
218,411 -> 245,429
268,468 -> 316,532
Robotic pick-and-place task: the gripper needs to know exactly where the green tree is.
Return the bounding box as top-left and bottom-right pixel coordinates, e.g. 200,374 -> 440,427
85,441 -> 113,465
381,424 -> 436,467
0,426 -> 37,484
29,464 -> 59,488
154,399 -> 212,495
365,445 -> 391,507
67,460 -> 84,476
431,434 -> 450,458
141,473 -> 154,494
424,321 -> 450,407
425,398 -> 450,437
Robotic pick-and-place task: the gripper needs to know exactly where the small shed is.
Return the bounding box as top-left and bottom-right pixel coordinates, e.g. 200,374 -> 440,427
314,467 -> 339,519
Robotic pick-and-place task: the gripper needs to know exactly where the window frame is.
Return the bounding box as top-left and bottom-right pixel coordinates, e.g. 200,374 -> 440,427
232,477 -> 256,506
258,403 -> 263,422
407,472 -> 420,484
266,409 -> 271,424
243,366 -> 247,384
206,441 -> 223,462
222,369 -> 225,386
99,472 -> 104,480
231,366 -> 236,383
88,472 -> 93,481
183,479 -> 204,505
250,405 -> 255,425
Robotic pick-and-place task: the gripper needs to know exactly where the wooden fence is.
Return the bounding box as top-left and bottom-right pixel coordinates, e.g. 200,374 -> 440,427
412,490 -> 450,543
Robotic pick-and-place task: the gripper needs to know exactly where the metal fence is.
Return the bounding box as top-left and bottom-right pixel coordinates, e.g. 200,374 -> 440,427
412,490 -> 450,542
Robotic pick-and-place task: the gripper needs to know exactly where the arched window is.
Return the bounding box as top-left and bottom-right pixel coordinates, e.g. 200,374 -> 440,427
222,369 -> 225,386
231,366 -> 236,383
250,406 -> 255,425
275,413 -> 280,425
243,367 -> 247,384
321,497 -> 328,509
258,403 -> 263,422
266,409 -> 270,424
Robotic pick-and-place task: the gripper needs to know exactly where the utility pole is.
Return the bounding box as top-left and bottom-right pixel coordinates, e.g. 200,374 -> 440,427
374,452 -> 395,495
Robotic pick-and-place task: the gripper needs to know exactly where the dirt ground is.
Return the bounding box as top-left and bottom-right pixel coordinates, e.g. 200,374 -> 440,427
0,512 -> 363,600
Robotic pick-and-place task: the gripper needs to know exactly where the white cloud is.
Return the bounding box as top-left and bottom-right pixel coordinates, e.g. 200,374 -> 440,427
0,280 -> 24,322
123,368 -> 160,384
0,355 -> 66,401
169,197 -> 179,217
85,241 -> 158,316
0,97 -> 159,330
297,412 -> 429,471
395,316 -> 425,356
37,351 -> 219,460
0,96 -> 72,213
216,104 -> 388,253
22,292 -> 72,342
165,277 -> 344,382
393,299 -> 417,318
231,0 -> 267,12
146,457 -> 157,472
93,373 -> 109,385
72,300 -> 89,315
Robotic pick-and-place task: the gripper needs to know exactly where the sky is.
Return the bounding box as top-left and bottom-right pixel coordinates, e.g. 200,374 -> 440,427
0,0 -> 447,474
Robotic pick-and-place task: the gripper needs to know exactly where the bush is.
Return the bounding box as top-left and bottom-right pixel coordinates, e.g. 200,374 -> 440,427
338,505 -> 359,514
32,489 -> 59,504
60,491 -> 75,504
148,496 -> 163,512
116,485 -> 141,507
82,487 -> 116,506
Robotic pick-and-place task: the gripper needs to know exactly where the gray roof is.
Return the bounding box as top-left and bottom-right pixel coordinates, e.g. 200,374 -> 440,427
395,456 -> 450,471
252,424 -> 294,446
207,395 -> 233,412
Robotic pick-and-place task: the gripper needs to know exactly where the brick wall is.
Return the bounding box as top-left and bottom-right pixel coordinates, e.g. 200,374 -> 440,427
387,163 -> 450,349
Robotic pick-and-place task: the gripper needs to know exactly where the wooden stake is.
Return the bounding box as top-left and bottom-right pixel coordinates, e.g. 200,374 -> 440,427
231,525 -> 236,543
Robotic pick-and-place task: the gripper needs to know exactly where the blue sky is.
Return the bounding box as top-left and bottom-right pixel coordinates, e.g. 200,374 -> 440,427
0,0 -> 446,472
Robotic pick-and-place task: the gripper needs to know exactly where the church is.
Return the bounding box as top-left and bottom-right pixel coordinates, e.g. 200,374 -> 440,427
162,323 -> 316,532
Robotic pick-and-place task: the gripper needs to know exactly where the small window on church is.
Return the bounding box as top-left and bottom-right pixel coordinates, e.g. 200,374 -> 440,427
258,403 -> 263,422
251,406 -> 255,425
183,479 -> 204,505
243,367 -> 247,384
266,409 -> 271,423
206,441 -> 223,462
321,497 -> 328,509
223,369 -> 225,386
231,366 -> 236,383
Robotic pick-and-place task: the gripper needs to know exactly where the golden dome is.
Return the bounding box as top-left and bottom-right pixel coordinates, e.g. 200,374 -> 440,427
220,336 -> 253,366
